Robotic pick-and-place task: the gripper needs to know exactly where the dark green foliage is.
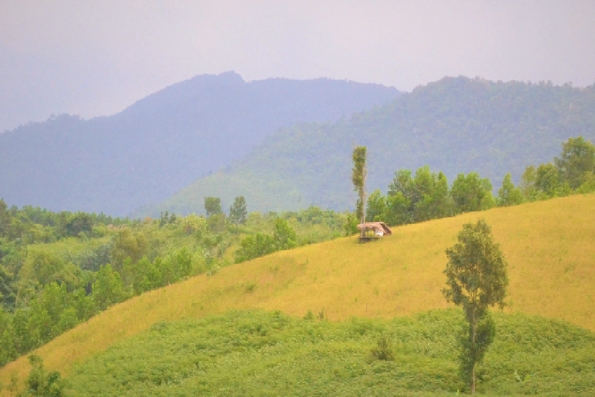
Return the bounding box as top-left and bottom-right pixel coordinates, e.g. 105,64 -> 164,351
450,173 -> 495,213
66,309 -> 595,397
554,136 -> 595,190
228,196 -> 247,225
535,163 -> 563,196
19,355 -> 64,397
61,212 -> 94,238
158,211 -> 177,227
370,333 -> 395,361
443,220 -> 508,394
204,197 -> 223,217
352,146 -> 367,227
386,166 -> 454,224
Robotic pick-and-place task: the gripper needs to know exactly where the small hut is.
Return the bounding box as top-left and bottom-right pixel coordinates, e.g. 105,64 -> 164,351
357,222 -> 392,241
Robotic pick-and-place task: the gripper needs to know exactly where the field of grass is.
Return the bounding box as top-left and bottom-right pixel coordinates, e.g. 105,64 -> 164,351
65,310 -> 595,396
2,194 -> 595,393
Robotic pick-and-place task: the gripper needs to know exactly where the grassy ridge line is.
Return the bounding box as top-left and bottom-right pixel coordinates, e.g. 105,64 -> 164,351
2,194 -> 595,389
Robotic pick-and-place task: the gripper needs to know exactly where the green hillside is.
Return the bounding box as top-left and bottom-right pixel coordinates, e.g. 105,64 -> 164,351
2,194 -> 595,395
66,310 -> 595,396
146,77 -> 595,215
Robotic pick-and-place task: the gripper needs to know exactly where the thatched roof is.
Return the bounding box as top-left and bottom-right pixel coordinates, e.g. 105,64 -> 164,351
357,222 -> 392,235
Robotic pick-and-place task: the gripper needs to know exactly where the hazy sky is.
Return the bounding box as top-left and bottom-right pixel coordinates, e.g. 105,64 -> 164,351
1,0 -> 595,132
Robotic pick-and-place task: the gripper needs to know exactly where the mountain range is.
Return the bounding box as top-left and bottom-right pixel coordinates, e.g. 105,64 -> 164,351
0,72 -> 398,216
143,77 -> 595,216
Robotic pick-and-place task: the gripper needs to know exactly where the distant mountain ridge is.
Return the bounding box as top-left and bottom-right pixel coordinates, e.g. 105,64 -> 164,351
0,72 -> 399,215
145,77 -> 595,216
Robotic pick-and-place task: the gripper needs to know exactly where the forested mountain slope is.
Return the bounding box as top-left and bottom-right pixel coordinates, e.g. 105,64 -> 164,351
149,77 -> 595,215
0,72 -> 398,216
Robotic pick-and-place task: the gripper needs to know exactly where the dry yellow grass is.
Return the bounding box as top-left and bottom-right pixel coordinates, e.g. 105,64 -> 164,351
2,194 -> 595,392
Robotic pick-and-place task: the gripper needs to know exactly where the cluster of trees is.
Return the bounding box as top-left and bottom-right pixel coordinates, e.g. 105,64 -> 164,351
234,218 -> 297,263
363,167 -> 494,227
0,195 -> 348,368
0,204 -> 229,367
519,136 -> 595,199
360,136 -> 595,228
0,234 -> 210,367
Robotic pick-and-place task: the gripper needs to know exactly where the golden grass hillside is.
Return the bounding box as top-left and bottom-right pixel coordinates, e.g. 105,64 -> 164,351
2,194 -> 595,390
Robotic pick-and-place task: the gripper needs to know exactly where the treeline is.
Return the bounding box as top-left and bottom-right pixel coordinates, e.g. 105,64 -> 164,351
0,200 -> 346,367
357,136 -> 595,228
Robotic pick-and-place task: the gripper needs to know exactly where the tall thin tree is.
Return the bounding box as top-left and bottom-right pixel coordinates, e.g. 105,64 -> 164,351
443,219 -> 508,394
352,146 -> 367,237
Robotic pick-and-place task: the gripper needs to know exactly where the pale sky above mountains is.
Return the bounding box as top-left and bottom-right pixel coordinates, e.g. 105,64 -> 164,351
1,0 -> 595,132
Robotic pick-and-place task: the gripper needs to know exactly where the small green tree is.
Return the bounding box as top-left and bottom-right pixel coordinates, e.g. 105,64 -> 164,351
204,197 -> 223,217
443,219 -> 508,394
93,264 -> 125,311
555,136 -> 595,189
497,173 -> 524,206
534,163 -> 562,196
229,196 -> 247,225
273,218 -> 297,250
366,189 -> 386,222
351,146 -> 367,234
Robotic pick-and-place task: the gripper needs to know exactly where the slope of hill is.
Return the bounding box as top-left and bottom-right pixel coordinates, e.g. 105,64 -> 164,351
149,77 -> 595,215
1,194 -> 595,389
0,72 -> 398,216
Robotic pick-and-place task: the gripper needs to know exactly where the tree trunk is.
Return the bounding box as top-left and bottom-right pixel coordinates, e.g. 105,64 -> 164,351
471,309 -> 477,395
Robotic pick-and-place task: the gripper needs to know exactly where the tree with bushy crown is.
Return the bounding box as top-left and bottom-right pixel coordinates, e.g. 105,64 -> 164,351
450,172 -> 495,213
204,197 -> 223,217
554,136 -> 595,190
229,196 -> 247,225
351,146 -> 367,234
443,219 -> 508,395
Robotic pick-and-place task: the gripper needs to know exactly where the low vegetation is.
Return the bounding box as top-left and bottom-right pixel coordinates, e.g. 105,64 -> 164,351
63,310 -> 595,396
